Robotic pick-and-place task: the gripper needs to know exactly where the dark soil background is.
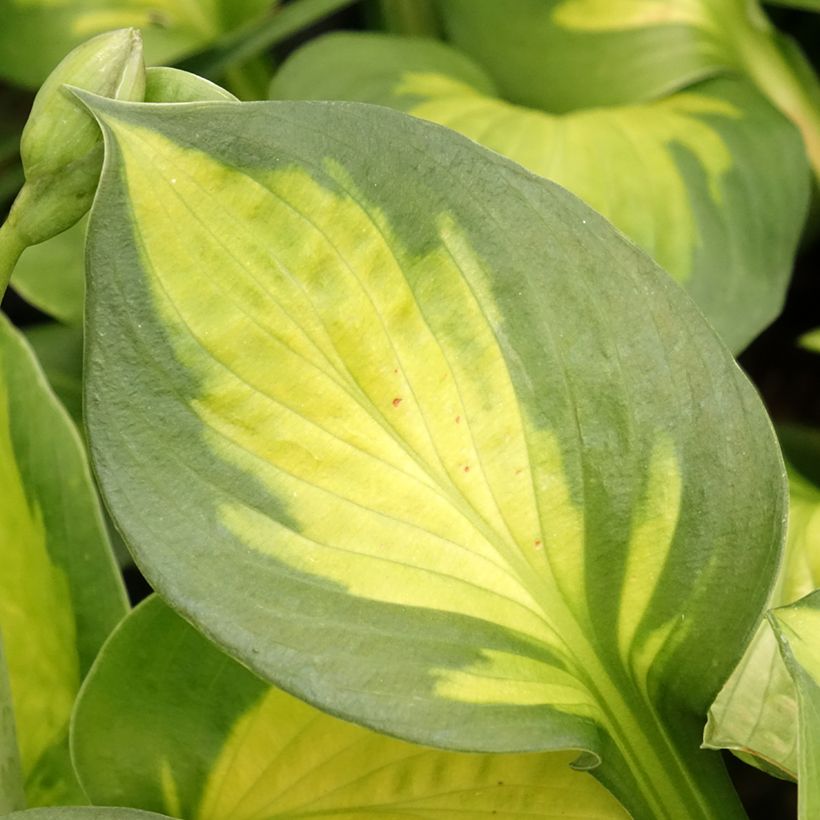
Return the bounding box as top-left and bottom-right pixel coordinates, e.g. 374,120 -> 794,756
2,2 -> 818,818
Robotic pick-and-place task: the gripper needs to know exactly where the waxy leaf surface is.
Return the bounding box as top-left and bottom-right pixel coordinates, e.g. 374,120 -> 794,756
73,595 -> 629,819
0,314 -> 127,805
705,465 -> 820,778
84,95 -> 782,818
272,33 -> 809,352
769,590 -> 820,819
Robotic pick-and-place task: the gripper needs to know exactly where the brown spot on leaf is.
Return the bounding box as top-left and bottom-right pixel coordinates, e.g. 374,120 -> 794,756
392,397 -> 402,407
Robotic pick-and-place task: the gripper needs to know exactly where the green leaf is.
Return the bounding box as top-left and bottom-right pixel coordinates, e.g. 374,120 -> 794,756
82,94 -> 784,819
769,590 -> 820,819
0,638 -> 25,816
271,33 -> 809,352
0,0 -> 276,89
0,313 -> 127,805
433,0 -> 820,179
6,810 -> 174,820
73,595 -> 629,819
704,465 -> 820,778
11,218 -> 86,325
23,323 -> 84,426
435,0 -> 726,113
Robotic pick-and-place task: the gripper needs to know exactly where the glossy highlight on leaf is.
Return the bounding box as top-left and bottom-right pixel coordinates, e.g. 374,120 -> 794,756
73,596 -> 630,819
271,32 -> 809,352
82,94 -> 784,818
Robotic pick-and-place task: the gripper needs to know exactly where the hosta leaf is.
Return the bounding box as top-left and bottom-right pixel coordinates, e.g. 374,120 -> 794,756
434,0 -> 727,112
11,218 -> 86,325
0,0 -> 275,89
704,465 -> 820,778
271,33 -> 809,352
82,94 -> 783,819
23,324 -> 84,426
0,313 -> 127,805
73,595 -> 629,819
769,590 -> 820,819
0,639 -> 24,816
7,811 -> 173,819
433,0 -> 820,177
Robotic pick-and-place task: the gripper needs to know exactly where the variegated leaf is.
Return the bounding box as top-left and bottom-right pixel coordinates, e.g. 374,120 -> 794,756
73,595 -> 629,819
0,313 -> 127,805
81,94 -> 783,818
271,33 -> 809,352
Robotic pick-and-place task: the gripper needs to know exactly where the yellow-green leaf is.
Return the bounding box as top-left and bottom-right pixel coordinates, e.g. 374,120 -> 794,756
82,94 -> 783,818
769,590 -> 820,819
0,313 -> 127,805
271,33 -> 809,352
73,595 -> 629,819
705,464 -> 820,778
0,638 -> 24,815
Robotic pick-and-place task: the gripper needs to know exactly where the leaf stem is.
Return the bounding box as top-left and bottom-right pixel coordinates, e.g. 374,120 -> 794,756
0,220 -> 26,297
179,0 -> 362,81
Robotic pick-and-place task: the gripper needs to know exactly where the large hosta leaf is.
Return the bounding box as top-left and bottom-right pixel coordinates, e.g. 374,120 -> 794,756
434,0 -> 820,177
0,314 -> 127,805
704,464 -> 820,778
769,590 -> 820,819
0,0 -> 275,88
82,94 -> 783,818
271,33 -> 808,353
73,595 -> 629,819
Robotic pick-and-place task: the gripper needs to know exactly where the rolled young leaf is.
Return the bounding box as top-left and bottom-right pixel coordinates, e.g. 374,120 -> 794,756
0,29 -> 145,290
271,32 -> 809,353
0,314 -> 128,805
769,590 -> 820,819
81,93 -> 784,818
8,68 -> 236,322
72,595 -> 629,819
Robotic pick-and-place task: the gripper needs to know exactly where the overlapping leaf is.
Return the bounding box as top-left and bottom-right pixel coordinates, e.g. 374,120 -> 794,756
769,590 -> 820,819
705,465 -> 820,778
0,0 -> 275,88
434,0 -> 820,177
73,595 -> 629,819
271,32 -> 809,352
82,94 -> 783,818
0,314 -> 127,805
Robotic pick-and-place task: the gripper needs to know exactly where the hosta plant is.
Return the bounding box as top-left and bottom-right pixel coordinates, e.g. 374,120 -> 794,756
1,3 -> 819,819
